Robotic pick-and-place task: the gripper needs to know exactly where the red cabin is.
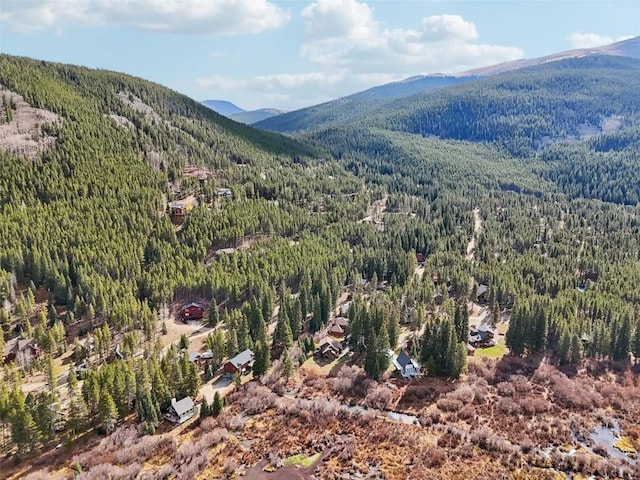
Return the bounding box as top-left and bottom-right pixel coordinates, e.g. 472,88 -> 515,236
181,302 -> 204,322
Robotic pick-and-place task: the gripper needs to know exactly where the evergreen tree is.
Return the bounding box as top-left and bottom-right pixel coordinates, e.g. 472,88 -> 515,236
273,307 -> 293,354
227,329 -> 239,357
200,397 -> 210,417
364,332 -> 380,380
252,340 -> 271,377
97,392 -> 118,434
289,298 -> 303,338
282,350 -> 294,381
10,397 -> 41,454
208,299 -> 219,327
612,314 -> 632,362
212,392 -> 224,417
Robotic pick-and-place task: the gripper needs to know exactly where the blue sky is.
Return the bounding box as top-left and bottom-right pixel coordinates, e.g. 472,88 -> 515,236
0,0 -> 637,111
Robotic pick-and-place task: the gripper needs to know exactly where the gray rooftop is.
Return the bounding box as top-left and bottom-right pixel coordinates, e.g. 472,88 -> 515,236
171,396 -> 194,416
228,349 -> 254,369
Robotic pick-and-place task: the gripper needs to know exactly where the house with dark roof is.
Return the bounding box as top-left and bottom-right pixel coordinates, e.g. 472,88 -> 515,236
327,317 -> 349,338
477,284 -> 488,303
469,324 -> 496,348
316,338 -> 344,360
181,302 -> 204,322
167,397 -> 195,424
393,351 -> 420,379
3,337 -> 40,365
223,349 -> 254,377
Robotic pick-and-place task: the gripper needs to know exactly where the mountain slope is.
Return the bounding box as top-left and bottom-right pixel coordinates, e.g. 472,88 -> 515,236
256,36 -> 640,135
255,75 -> 473,133
0,54 -> 357,319
457,35 -> 640,77
201,99 -> 245,116
363,55 -> 640,156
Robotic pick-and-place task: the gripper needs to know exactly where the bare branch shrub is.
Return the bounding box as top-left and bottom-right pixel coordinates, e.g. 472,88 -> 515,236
446,384 -> 475,404
496,381 -> 515,397
365,385 -> 393,409
436,398 -> 462,412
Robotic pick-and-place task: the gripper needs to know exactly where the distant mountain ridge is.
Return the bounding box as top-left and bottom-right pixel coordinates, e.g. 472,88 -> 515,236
456,35 -> 640,77
254,75 -> 474,133
201,100 -> 285,124
256,35 -> 640,134
201,99 -> 245,116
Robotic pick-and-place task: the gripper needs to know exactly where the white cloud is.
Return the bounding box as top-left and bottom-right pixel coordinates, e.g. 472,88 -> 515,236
0,0 -> 289,35
193,0 -> 524,110
568,32 -> 633,49
299,0 -> 523,74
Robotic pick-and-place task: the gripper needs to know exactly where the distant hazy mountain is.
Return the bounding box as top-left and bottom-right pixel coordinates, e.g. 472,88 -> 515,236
230,108 -> 287,124
456,35 -> 640,77
201,100 -> 245,116
255,75 -> 473,133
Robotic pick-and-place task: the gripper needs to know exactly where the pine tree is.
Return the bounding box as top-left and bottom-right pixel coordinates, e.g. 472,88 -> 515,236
98,392 -> 118,434
282,350 -> 294,381
227,329 -> 239,357
289,298 -> 303,338
612,314 -> 632,361
252,340 -> 271,377
208,299 -> 219,327
364,332 -> 380,380
200,396 -> 210,417
273,307 -> 293,354
238,316 -> 252,351
212,392 -> 224,417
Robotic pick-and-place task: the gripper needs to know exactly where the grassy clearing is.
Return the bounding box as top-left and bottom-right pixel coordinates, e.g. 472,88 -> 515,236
474,339 -> 508,359
282,452 -> 321,467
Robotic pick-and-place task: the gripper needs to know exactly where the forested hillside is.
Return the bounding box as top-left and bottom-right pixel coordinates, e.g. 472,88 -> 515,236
255,75 -> 473,133
2,53 -> 640,480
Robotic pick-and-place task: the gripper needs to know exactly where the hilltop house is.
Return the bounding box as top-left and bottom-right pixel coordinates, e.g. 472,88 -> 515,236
393,351 -> 420,379
167,397 -> 195,424
181,302 -> 204,322
223,349 -> 254,377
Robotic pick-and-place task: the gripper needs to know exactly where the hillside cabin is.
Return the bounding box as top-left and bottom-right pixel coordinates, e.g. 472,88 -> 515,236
181,302 -> 204,322
476,284 -> 488,303
166,397 -> 195,424
168,197 -> 196,221
316,338 -> 344,360
393,351 -> 420,379
327,317 -> 349,338
3,337 -> 40,366
466,344 -> 476,356
223,349 -> 255,377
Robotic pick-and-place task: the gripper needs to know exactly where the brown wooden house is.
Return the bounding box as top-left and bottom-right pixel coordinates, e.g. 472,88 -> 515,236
181,302 -> 204,322
3,337 -> 40,365
223,349 -> 254,377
